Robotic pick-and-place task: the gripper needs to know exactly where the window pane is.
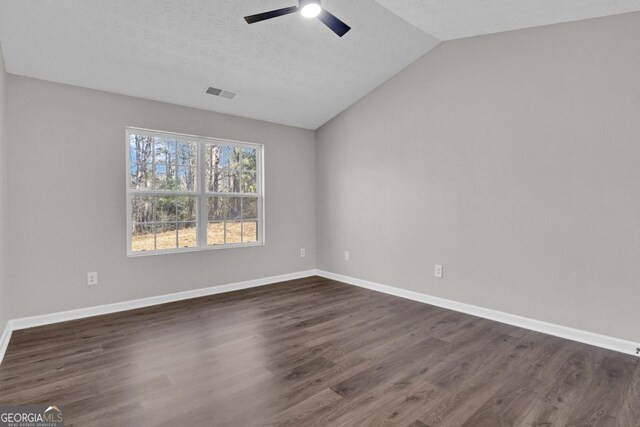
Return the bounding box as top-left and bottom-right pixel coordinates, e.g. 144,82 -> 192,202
242,197 -> 258,220
154,137 -> 176,165
208,197 -> 227,221
210,169 -> 239,193
155,223 -> 178,250
131,223 -> 155,252
130,162 -> 153,190
241,147 -> 257,171
154,164 -> 168,190
206,144 -> 219,170
177,140 -> 197,166
219,145 -> 229,166
205,142 -> 242,193
131,195 -> 155,224
157,196 -> 177,223
234,147 -> 243,168
177,166 -> 196,191
206,145 -> 241,170
228,170 -> 240,193
225,221 -> 242,244
227,197 -> 241,220
207,222 -> 224,246
208,196 -> 241,220
128,131 -> 262,254
130,134 -> 154,190
130,134 -> 153,166
206,169 -> 223,193
218,145 -> 240,169
206,168 -> 217,192
241,171 -> 256,193
216,170 -> 229,192
130,162 -> 137,188
177,197 -> 197,222
178,222 -> 197,248
242,221 -> 257,243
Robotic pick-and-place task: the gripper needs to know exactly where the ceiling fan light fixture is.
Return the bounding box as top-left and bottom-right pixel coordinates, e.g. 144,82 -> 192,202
244,0 -> 350,37
300,2 -> 322,18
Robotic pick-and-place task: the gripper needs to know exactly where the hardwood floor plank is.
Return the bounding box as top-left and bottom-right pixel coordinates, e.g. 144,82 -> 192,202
618,360 -> 640,426
560,355 -> 637,426
270,388 -> 343,426
1,275 -> 638,426
460,373 -> 542,426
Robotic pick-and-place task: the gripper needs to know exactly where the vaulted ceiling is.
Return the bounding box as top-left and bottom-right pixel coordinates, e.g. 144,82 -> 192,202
1,1 -> 639,129
374,0 -> 640,40
0,0 -> 439,129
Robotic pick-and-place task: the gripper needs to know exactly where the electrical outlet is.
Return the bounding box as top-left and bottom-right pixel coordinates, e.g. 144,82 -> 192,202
344,251 -> 350,261
636,347 -> 640,355
87,272 -> 98,286
434,264 -> 443,278
300,248 -> 306,258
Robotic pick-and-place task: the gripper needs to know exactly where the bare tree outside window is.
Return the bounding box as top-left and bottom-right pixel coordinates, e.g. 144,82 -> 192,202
127,129 -> 262,255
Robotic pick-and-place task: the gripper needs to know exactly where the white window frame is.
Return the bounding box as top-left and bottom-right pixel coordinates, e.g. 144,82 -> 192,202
126,127 -> 265,256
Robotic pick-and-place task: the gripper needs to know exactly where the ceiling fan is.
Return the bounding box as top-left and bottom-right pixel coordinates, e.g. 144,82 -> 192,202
244,0 -> 351,37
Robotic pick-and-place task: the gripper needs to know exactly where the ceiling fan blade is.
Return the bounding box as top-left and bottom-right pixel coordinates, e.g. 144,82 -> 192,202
244,6 -> 299,24
317,9 -> 351,37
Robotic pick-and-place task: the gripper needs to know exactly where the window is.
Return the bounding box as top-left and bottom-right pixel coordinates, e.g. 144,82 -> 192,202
126,128 -> 263,255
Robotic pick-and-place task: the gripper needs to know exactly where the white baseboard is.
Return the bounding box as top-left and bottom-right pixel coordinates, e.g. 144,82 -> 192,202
7,270 -> 317,332
315,270 -> 640,357
0,322 -> 12,366
0,270 -> 315,366
1,268 -> 637,367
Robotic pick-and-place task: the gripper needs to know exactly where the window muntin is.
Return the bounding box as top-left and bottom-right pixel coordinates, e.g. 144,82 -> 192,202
126,128 -> 263,255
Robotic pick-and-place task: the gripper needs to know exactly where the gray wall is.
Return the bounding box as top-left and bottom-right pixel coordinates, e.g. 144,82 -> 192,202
3,12 -> 639,345
5,75 -> 316,319
0,46 -> 7,332
316,12 -> 640,342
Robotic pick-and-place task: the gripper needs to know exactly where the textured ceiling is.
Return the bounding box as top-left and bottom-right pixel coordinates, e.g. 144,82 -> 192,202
374,0 -> 640,40
3,1 -> 638,129
0,0 -> 439,129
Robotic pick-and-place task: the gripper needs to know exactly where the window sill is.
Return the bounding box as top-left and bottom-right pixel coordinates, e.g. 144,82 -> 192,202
126,241 -> 265,257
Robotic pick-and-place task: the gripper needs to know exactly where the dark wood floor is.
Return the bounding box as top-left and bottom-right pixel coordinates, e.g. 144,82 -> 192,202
0,276 -> 639,426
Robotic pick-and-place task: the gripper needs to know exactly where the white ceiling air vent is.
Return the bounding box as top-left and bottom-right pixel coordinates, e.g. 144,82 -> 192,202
205,86 -> 236,99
